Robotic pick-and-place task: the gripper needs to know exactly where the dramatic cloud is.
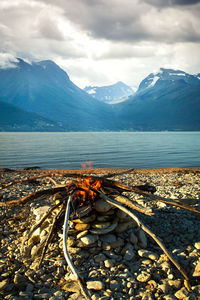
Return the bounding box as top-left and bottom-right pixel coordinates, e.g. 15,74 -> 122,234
0,0 -> 200,87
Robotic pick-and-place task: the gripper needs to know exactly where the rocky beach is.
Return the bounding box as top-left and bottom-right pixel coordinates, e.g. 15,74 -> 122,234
0,168 -> 200,300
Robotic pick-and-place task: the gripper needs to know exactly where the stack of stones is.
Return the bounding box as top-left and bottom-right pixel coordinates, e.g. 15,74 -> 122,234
24,197 -> 188,300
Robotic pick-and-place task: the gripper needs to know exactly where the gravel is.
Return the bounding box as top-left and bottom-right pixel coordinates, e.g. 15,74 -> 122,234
0,168 -> 200,299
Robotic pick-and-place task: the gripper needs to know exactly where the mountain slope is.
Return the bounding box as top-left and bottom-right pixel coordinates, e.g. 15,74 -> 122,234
114,68 -> 200,130
0,58 -> 115,131
0,100 -> 64,131
84,81 -> 134,104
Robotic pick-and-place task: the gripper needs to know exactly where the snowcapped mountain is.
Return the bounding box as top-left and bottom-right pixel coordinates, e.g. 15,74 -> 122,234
0,58 -> 116,131
84,81 -> 134,104
138,68 -> 200,92
115,67 -> 200,131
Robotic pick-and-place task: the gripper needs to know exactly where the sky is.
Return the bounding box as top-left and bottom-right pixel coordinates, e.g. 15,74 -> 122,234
0,0 -> 200,89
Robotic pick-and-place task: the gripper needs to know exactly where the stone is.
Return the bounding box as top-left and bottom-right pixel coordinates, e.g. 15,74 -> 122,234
138,229 -> 147,248
115,221 -> 137,233
33,206 -> 50,221
94,253 -> 107,263
158,283 -> 169,294
13,273 -> 27,288
27,234 -> 40,245
92,222 -> 111,229
109,279 -> 119,291
138,249 -> 159,261
62,281 -> 80,293
163,296 -> 176,300
193,262 -> 200,277
87,280 -> 104,290
121,243 -> 135,261
110,239 -> 124,249
94,199 -> 113,212
168,279 -> 182,289
136,272 -> 151,282
90,222 -> 117,235
174,287 -> 189,299
97,215 -> 111,222
75,223 -> 90,231
0,279 -> 9,290
81,234 -> 98,245
130,232 -> 138,245
76,230 -> 89,239
104,259 -> 115,268
117,210 -> 131,222
72,214 -> 96,224
99,234 -> 117,243
194,242 -> 200,250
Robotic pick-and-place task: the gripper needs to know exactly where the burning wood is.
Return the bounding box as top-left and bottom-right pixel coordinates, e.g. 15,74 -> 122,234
0,169 -> 200,299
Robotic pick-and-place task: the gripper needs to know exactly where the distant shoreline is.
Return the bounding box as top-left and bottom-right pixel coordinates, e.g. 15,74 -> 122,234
1,167 -> 200,175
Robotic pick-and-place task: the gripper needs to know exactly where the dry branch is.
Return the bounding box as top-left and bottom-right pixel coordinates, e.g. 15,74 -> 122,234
63,193 -> 91,300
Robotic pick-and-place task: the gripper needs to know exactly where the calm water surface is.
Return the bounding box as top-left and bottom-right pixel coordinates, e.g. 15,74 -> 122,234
0,132 -> 199,169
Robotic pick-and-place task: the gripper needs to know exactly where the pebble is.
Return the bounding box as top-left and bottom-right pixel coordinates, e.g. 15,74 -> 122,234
109,279 -> 119,291
104,259 -> 114,268
99,234 -> 117,243
78,214 -> 96,224
80,234 -> 98,245
90,222 -> 117,235
75,223 -> 90,231
136,272 -> 151,282
115,221 -> 137,233
138,249 -> 159,261
193,262 -> 200,276
174,287 -> 189,299
130,232 -> 138,245
62,281 -> 80,293
92,221 -> 111,229
138,229 -> 147,248
194,242 -> 200,250
0,279 -> 9,290
94,253 -> 107,263
76,230 -> 89,239
87,280 -> 104,290
122,243 -> 135,261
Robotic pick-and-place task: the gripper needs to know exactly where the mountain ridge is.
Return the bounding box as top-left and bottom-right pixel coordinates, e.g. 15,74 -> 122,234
84,81 -> 134,104
0,58 -> 200,131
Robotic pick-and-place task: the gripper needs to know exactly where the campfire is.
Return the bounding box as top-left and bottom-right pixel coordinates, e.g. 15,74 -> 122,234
0,168 -> 200,300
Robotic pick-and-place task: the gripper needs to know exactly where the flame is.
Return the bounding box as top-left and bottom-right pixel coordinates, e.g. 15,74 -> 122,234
74,177 -> 101,204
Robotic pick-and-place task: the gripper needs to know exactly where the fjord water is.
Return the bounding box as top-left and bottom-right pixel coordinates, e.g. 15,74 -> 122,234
0,132 -> 200,169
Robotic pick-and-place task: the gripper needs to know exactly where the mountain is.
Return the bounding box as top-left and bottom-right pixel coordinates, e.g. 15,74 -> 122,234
0,100 -> 64,131
0,60 -> 200,131
0,58 -> 115,131
114,68 -> 200,130
138,68 -> 200,92
84,81 -> 134,104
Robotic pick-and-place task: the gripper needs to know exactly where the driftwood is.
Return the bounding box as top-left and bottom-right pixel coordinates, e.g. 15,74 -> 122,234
0,169 -> 200,298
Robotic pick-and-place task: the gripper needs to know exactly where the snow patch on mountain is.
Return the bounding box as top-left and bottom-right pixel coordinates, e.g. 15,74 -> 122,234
149,76 -> 160,87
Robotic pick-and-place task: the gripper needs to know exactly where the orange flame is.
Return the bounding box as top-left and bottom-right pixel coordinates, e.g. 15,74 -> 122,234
74,177 -> 101,204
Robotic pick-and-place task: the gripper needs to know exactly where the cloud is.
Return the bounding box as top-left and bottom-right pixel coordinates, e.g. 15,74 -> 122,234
39,0 -> 200,43
143,0 -> 200,7
0,0 -> 200,88
0,53 -> 18,69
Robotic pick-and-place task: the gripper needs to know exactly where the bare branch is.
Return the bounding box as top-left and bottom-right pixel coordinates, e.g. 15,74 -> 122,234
63,194 -> 91,300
